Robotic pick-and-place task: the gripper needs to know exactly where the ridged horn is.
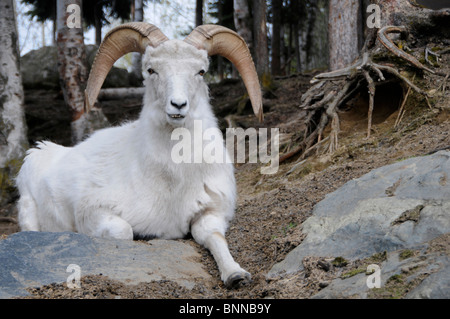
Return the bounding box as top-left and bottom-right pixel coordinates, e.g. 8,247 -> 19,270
184,25 -> 263,122
84,22 -> 168,112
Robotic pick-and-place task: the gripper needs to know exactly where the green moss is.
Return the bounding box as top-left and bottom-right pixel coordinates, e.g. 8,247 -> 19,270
332,257 -> 348,267
366,251 -> 388,264
388,274 -> 404,284
399,249 -> 415,260
261,72 -> 276,91
368,274 -> 405,299
368,269 -> 429,299
283,222 -> 297,235
419,51 -> 440,68
341,267 -> 366,279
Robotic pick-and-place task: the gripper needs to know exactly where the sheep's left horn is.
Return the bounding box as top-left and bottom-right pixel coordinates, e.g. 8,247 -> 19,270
85,22 -> 168,112
184,25 -> 263,122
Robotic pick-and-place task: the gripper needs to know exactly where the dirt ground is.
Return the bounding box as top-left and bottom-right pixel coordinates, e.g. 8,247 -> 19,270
1,54 -> 449,298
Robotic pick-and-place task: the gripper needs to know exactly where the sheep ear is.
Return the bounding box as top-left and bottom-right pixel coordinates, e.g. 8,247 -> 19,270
184,25 -> 263,122
85,22 -> 168,113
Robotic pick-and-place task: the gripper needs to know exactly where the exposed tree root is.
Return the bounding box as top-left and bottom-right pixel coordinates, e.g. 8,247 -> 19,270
282,24 -> 446,165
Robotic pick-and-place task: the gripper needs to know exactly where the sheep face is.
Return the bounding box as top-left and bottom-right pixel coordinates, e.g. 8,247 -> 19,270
142,40 -> 210,127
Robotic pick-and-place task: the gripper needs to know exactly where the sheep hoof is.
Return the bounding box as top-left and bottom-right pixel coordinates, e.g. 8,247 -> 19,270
225,271 -> 251,289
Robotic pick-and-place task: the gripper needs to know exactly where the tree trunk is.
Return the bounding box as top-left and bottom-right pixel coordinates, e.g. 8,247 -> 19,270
233,0 -> 252,50
98,87 -> 145,100
252,0 -> 269,77
298,0 -> 329,72
94,10 -> 102,46
131,0 -> 144,82
289,0 -> 301,73
271,0 -> 282,75
328,0 -> 362,70
0,0 -> 29,204
56,0 -> 109,144
217,0 -> 225,80
196,0 -> 203,26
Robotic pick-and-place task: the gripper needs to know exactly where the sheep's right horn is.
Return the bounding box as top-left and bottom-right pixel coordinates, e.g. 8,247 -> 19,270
85,22 -> 168,113
184,25 -> 263,122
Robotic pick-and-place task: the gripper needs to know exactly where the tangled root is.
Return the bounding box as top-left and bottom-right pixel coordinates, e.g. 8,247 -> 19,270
282,25 -> 444,164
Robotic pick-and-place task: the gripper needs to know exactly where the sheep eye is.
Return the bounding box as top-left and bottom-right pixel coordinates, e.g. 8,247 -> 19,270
147,68 -> 156,75
198,70 -> 205,76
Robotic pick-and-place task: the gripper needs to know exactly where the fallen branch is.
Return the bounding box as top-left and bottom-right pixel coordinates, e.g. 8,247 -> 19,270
98,87 -> 145,100
0,217 -> 17,224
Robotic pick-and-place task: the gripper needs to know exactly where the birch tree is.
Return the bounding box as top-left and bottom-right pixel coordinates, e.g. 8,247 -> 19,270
56,0 -> 108,143
0,0 -> 29,204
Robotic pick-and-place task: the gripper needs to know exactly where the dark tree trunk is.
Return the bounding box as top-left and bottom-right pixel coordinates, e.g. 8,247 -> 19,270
253,0 -> 269,77
271,0 -> 282,75
131,0 -> 144,82
196,0 -> 203,26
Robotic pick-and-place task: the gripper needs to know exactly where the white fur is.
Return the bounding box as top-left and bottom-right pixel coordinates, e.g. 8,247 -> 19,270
16,40 -> 250,287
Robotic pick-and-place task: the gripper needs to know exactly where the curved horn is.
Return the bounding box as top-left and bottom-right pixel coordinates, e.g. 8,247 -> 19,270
85,22 -> 168,112
184,25 -> 263,122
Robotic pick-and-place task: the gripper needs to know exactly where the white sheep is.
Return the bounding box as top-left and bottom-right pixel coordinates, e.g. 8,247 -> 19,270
16,23 -> 263,288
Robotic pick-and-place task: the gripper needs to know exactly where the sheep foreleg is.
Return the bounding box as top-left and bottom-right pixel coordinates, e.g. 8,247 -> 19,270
190,214 -> 251,288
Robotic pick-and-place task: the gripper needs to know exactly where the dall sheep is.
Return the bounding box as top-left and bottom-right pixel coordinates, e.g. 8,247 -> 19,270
16,23 -> 263,288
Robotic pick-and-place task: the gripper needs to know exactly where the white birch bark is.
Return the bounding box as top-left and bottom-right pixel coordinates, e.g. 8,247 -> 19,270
0,0 -> 28,203
56,0 -> 108,144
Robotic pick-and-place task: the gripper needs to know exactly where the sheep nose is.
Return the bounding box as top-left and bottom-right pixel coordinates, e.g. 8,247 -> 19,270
170,100 -> 187,109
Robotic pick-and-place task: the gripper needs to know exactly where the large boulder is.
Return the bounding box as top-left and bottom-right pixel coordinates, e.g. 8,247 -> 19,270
269,150 -> 450,298
20,45 -> 141,90
0,231 -> 211,298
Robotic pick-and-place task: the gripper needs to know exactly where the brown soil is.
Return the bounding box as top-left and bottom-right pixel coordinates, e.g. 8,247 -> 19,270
2,57 -> 449,298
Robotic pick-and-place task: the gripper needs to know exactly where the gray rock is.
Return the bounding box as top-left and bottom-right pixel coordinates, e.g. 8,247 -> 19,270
312,271 -> 368,299
269,151 -> 450,298
312,248 -> 449,299
406,262 -> 450,299
269,151 -> 450,276
20,45 -> 140,90
0,231 -> 211,298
